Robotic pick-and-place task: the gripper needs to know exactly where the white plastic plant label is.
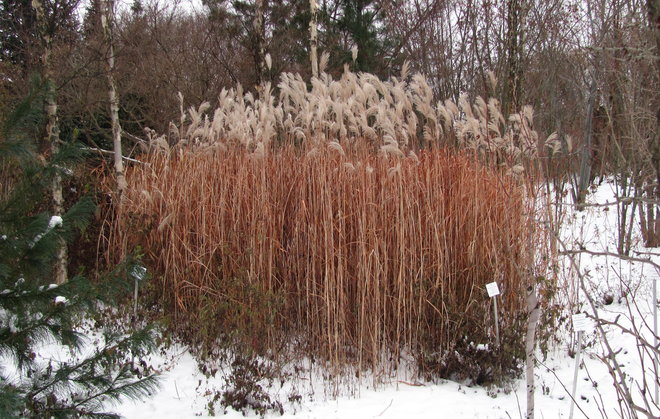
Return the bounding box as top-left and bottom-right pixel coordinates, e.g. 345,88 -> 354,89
486,282 -> 500,297
572,313 -> 591,332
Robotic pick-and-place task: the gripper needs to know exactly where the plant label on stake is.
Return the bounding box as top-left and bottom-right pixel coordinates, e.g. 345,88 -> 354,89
569,312 -> 590,419
486,282 -> 500,298
571,313 -> 591,333
486,282 -> 500,347
130,265 -> 147,322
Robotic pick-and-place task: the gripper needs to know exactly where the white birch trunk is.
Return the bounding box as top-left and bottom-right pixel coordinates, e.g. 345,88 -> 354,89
526,284 -> 541,419
254,0 -> 267,87
32,0 -> 67,284
101,0 -> 127,195
309,0 -> 319,78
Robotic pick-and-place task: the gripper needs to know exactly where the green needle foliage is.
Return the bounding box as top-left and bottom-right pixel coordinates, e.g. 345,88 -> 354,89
0,81 -> 159,418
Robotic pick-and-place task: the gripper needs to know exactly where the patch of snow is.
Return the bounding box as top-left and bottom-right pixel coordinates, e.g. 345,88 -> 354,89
54,296 -> 68,304
48,216 -> 63,229
30,216 -> 64,248
54,165 -> 73,176
0,308 -> 18,333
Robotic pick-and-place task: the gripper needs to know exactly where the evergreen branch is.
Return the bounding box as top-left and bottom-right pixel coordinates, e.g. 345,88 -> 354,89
28,327 -> 158,401
72,371 -> 160,413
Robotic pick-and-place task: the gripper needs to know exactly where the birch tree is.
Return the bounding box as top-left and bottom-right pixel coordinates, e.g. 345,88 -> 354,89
254,0 -> 267,87
31,0 -> 67,284
309,0 -> 318,78
526,284 -> 541,419
100,0 -> 126,196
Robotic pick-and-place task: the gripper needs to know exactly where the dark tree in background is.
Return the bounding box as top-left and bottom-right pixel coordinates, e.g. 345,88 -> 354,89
0,0 -> 37,70
0,0 -> 79,86
335,0 -> 385,73
502,0 -> 527,115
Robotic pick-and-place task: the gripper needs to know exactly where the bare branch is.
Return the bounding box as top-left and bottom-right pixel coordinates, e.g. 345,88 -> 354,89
560,249 -> 660,271
83,147 -> 147,165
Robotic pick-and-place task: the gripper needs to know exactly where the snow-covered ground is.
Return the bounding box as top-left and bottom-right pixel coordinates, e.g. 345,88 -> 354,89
111,181 -> 659,418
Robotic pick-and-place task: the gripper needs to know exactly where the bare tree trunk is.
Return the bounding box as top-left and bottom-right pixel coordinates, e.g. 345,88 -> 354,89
503,0 -> 526,115
101,0 -> 126,197
310,0 -> 319,78
254,0 -> 267,87
576,81 -> 596,209
645,0 -> 660,246
32,0 -> 67,284
526,283 -> 541,419
647,0 -> 660,186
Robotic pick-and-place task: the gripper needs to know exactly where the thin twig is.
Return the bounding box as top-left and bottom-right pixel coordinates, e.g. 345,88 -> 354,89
559,249 -> 660,271
83,147 -> 147,165
375,398 -> 393,417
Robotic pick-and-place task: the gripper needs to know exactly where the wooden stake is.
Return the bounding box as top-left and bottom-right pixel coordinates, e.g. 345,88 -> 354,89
493,297 -> 500,347
569,330 -> 584,419
486,282 -> 501,347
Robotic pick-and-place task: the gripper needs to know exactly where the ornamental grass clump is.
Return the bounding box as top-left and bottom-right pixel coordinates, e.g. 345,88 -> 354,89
109,143 -> 530,383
